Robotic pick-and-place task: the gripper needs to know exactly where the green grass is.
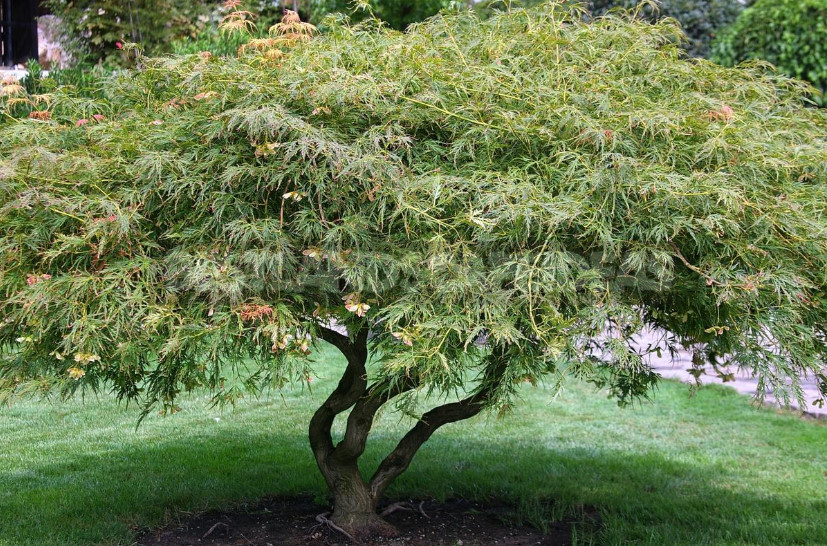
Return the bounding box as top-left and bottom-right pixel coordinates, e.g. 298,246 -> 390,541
1,345 -> 825,545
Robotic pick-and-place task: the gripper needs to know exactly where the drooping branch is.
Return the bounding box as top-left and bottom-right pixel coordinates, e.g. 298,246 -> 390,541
368,357 -> 508,500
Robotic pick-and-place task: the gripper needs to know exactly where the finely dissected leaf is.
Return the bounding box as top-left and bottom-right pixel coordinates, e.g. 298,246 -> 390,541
0,2 -> 826,414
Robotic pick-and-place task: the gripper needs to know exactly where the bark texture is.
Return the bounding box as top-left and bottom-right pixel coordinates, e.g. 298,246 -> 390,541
309,328 -> 507,537
369,358 -> 507,501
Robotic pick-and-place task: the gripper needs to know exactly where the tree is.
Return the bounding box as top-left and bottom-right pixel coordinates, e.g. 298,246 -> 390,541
1,1 -> 826,538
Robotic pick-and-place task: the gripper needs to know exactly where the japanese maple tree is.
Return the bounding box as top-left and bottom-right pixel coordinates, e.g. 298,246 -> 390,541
1,2 -> 826,537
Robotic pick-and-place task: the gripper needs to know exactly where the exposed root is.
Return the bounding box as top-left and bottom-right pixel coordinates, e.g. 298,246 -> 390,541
379,501 -> 430,519
380,502 -> 414,518
202,521 -> 229,539
315,511 -> 358,544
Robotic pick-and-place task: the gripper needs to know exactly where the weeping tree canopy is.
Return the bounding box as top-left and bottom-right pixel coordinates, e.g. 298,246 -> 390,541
1,1 -> 827,536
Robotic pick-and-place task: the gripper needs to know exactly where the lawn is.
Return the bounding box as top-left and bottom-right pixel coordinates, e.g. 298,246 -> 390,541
0,344 -> 824,545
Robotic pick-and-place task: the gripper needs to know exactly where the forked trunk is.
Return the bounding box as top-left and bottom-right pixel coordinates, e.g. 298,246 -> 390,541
308,327 -> 398,538
309,327 -> 507,539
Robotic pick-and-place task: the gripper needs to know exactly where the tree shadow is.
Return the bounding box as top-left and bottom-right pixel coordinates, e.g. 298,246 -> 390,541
391,436 -> 827,545
1,420 -> 824,545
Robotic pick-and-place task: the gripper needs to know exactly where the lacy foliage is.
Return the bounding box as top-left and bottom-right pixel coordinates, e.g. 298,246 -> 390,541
1,3 -> 826,414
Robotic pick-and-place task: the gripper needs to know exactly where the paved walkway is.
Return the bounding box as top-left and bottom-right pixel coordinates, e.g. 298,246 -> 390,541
328,321 -> 825,418
634,330 -> 826,418
0,68 -> 32,80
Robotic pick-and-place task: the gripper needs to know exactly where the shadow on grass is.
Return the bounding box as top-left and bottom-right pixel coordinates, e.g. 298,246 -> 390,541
2,424 -> 824,546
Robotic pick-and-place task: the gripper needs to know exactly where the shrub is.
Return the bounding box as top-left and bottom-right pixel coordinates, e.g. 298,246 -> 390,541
1,2 -> 826,538
711,0 -> 827,106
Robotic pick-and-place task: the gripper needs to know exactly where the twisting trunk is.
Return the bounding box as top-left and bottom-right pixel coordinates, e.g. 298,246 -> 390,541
308,326 -> 396,537
309,328 -> 507,538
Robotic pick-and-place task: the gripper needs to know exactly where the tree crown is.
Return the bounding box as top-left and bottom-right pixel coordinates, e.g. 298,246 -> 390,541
1,2 -> 826,413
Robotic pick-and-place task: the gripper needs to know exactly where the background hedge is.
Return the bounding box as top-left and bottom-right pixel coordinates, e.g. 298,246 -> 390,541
711,0 -> 827,106
585,0 -> 743,58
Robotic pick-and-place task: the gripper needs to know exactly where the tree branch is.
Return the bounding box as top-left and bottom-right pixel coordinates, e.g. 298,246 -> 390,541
335,375 -> 420,461
316,325 -> 353,355
368,357 -> 508,501
669,240 -> 722,286
309,327 -> 370,472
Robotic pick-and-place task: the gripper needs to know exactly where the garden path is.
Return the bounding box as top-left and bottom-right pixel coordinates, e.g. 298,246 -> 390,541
635,329 -> 826,417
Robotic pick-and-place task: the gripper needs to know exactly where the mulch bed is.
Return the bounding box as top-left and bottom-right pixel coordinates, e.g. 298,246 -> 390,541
137,496 -> 579,546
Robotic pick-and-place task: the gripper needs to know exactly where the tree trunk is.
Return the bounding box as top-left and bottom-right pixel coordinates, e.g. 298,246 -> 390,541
323,456 -> 397,537
308,328 -> 508,538
308,326 -> 397,537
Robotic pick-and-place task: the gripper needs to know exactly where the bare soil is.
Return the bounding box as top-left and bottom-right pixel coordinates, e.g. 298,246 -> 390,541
137,497 -> 578,546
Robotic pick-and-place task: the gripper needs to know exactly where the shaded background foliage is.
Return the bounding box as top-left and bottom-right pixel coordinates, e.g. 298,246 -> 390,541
169,0 -> 453,58
43,0 -> 215,66
711,0 -> 827,107
44,0 -> 452,66
473,0 -> 743,58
